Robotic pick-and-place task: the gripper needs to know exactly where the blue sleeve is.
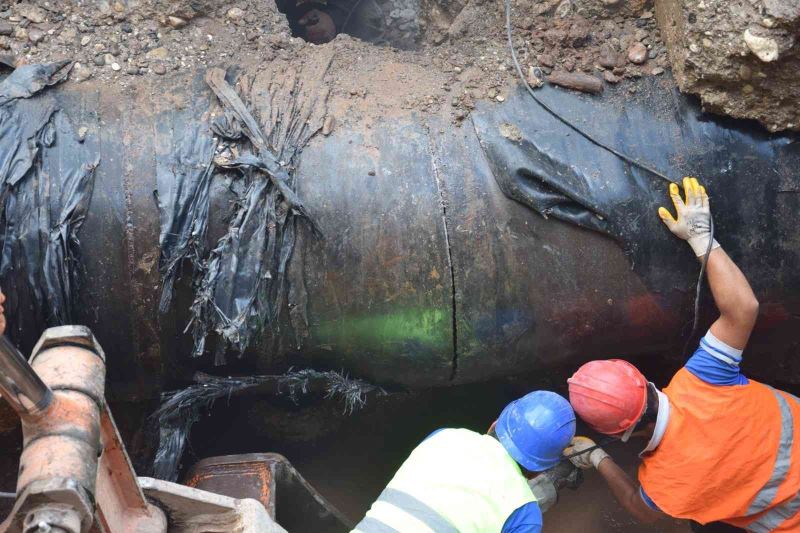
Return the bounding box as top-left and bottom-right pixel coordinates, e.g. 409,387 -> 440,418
502,501 -> 542,533
684,330 -> 748,386
639,487 -> 661,512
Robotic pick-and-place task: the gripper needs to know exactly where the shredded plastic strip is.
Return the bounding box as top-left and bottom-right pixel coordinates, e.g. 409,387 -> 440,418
151,369 -> 386,481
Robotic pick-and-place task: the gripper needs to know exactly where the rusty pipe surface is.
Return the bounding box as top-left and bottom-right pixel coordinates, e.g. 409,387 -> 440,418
0,336 -> 52,417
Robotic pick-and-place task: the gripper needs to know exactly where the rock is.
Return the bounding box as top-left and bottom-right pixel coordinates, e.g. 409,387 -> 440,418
568,20 -> 591,47
227,7 -> 246,21
16,3 -> 46,24
603,70 -> 621,83
14,28 -> 27,42
59,27 -> 77,43
28,28 -> 44,44
0,22 -> 12,36
496,95 -> 505,102
126,65 -> 139,75
555,0 -> 572,18
146,46 -> 168,60
743,28 -> 780,62
601,0 -> 621,5
322,116 -> 335,136
563,58 -> 576,71
71,63 -> 92,82
81,36 -> 90,46
167,16 -> 187,29
499,122 -> 523,142
537,53 -> 555,68
527,66 -> 544,88
93,55 -> 105,66
152,62 -> 166,75
738,65 -> 752,80
598,45 -> 622,68
547,70 -> 603,94
77,126 -> 88,142
104,53 -> 116,65
627,42 -> 647,64
121,22 -> 133,33
651,67 -> 664,75
111,62 -> 121,71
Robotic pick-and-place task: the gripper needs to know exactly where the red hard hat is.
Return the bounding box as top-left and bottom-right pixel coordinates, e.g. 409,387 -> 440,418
567,359 -> 648,435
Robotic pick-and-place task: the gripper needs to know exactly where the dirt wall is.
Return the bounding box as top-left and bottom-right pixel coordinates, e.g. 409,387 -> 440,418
656,0 -> 800,132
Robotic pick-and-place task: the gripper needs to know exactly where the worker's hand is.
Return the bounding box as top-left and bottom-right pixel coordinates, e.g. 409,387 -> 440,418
657,177 -> 720,257
564,436 -> 609,470
0,290 -> 6,336
298,9 -> 337,44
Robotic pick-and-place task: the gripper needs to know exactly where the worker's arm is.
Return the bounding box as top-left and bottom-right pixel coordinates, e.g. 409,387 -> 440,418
658,177 -> 759,350
703,248 -> 759,350
595,457 -> 662,524
565,437 -> 663,524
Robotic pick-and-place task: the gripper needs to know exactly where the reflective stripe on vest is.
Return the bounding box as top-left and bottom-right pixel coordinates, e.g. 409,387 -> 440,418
746,389 -> 795,516
356,489 -> 458,533
353,428 -> 537,533
356,516 -> 400,533
747,491 -> 800,533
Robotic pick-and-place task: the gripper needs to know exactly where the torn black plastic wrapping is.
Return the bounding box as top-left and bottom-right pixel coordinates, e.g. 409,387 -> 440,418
158,65 -> 326,365
155,125 -> 218,313
152,369 -> 385,481
471,80 -> 800,291
0,62 -> 97,340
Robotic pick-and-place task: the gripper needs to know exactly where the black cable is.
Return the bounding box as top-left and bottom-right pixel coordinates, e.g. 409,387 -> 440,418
504,0 -> 712,357
683,215 -> 714,357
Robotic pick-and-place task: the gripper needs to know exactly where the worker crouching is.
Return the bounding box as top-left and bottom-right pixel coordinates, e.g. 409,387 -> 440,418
565,178 -> 800,532
352,390 -> 579,532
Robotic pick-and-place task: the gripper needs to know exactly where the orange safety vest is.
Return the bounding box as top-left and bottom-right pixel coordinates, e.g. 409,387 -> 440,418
638,368 -> 800,532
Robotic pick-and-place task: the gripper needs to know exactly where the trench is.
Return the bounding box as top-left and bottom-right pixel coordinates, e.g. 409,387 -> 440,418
151,357 -> 697,532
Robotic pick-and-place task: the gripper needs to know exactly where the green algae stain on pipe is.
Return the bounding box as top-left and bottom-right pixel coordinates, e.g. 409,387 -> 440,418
316,308 -> 451,350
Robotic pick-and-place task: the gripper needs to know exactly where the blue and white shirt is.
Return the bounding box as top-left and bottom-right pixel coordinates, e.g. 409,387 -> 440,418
640,329 -> 746,510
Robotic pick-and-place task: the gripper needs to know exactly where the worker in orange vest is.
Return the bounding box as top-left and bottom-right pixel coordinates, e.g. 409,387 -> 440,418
563,177 -> 800,532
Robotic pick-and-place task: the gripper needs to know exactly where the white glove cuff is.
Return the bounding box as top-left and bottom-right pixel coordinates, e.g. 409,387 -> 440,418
688,237 -> 720,257
590,449 -> 610,469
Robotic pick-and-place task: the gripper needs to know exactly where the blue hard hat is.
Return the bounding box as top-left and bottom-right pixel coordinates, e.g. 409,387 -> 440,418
495,390 -> 576,472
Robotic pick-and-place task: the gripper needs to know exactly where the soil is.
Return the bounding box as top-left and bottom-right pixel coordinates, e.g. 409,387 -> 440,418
656,0 -> 800,132
2,0 -> 671,120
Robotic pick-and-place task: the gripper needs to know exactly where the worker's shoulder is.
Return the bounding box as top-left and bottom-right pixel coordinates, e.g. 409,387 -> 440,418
423,427 -> 481,442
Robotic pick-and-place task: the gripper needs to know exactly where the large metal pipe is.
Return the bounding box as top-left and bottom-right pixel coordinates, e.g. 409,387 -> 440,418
0,336 -> 52,417
1,60 -> 798,401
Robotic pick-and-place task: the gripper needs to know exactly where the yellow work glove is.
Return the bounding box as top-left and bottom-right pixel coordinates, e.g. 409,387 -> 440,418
658,177 -> 720,257
563,436 -> 609,470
